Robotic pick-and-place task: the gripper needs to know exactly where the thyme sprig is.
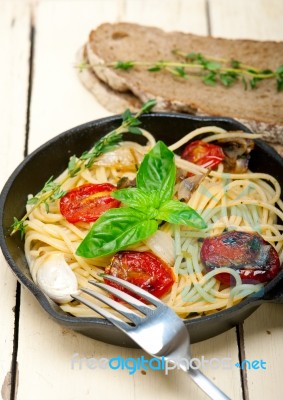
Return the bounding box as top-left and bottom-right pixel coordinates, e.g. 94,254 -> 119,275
77,50 -> 283,91
11,99 -> 157,236
174,50 -> 283,91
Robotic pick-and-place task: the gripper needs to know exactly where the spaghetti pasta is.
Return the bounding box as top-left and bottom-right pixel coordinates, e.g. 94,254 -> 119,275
24,127 -> 283,319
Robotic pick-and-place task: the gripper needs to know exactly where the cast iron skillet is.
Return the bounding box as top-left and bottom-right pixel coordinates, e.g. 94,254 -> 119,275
1,113 -> 283,348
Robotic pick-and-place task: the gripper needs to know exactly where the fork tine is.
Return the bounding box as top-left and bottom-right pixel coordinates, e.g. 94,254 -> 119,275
98,274 -> 165,307
90,280 -> 153,316
71,294 -> 132,333
81,287 -> 143,325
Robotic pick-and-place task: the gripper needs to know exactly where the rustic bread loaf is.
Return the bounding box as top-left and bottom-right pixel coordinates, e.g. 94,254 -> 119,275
81,22 -> 283,143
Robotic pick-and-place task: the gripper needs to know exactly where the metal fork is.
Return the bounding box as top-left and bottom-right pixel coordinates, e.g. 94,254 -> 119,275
72,275 -> 231,400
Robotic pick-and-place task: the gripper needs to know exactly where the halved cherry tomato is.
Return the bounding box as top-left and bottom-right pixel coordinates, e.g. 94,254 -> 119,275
200,231 -> 280,285
104,251 -> 175,300
181,140 -> 225,169
60,183 -> 120,223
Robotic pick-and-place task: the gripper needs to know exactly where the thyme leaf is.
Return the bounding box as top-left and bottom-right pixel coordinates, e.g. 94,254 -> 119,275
11,218 -> 26,239
114,61 -> 135,70
219,72 -> 238,87
140,98 -> 157,113
68,155 -> 81,177
203,71 -> 217,86
171,66 -> 188,78
231,59 -> 241,69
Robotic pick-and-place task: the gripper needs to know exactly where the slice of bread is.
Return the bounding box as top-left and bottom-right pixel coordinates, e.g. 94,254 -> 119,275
81,22 -> 283,143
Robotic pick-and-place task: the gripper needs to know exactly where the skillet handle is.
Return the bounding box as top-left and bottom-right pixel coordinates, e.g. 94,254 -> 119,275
261,279 -> 283,304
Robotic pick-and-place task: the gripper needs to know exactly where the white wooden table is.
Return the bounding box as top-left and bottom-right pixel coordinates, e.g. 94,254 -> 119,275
1,1 -> 283,399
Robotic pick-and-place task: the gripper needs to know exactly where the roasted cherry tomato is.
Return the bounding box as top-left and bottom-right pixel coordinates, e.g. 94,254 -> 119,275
200,231 -> 280,285
104,251 -> 175,300
60,183 -> 120,223
181,140 -> 225,169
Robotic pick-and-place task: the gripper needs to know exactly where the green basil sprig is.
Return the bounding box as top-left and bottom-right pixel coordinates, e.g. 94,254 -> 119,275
76,141 -> 206,258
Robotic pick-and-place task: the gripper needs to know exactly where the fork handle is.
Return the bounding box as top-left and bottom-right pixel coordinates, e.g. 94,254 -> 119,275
186,362 -> 231,400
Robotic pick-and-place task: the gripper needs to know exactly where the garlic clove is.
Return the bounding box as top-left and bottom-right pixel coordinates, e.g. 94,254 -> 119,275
36,253 -> 78,304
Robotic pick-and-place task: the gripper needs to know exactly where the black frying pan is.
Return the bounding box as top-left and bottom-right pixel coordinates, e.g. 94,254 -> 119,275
1,113 -> 282,348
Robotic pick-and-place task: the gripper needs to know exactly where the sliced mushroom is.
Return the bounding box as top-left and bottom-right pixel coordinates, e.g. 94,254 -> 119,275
117,176 -> 136,189
177,174 -> 206,202
217,134 -> 254,173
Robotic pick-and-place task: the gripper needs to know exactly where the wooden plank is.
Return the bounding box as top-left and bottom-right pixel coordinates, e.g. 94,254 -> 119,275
209,1 -> 283,399
0,0 -> 31,398
122,0 -> 209,34
209,0 -> 283,40
17,0 -> 241,399
241,304 -> 283,400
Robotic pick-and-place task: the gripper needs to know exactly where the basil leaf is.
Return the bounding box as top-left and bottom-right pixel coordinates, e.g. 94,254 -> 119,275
76,208 -> 158,258
112,188 -> 160,211
112,188 -> 151,209
136,141 -> 176,205
157,200 -> 207,229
